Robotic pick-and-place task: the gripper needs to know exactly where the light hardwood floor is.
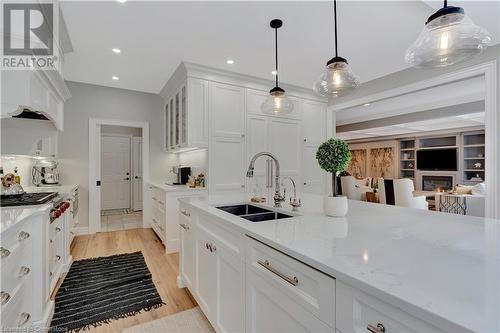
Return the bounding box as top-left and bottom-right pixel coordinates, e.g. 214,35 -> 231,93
66,228 -> 197,332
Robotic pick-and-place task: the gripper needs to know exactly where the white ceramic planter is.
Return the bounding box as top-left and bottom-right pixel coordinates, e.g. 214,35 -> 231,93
324,195 -> 348,217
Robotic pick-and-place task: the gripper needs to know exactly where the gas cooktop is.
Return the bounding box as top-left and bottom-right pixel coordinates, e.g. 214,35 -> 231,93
0,192 -> 58,207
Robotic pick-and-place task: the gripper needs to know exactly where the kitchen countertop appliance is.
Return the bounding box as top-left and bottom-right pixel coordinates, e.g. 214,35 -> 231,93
168,166 -> 191,185
32,160 -> 60,186
0,191 -> 58,207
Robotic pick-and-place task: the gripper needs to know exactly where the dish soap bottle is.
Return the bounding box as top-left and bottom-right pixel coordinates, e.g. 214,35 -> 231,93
14,167 -> 21,184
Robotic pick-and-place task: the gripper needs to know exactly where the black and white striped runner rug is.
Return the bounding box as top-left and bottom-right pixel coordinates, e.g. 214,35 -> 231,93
50,251 -> 165,332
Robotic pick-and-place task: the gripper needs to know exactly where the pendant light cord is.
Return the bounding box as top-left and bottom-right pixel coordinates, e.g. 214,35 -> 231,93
274,26 -> 279,87
334,0 -> 338,57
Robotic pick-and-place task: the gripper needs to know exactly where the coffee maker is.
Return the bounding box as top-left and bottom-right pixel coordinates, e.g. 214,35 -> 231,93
32,160 -> 60,186
170,166 -> 191,185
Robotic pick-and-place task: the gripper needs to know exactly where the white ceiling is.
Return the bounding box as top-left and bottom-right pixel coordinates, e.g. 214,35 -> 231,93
337,112 -> 485,141
61,1 -> 500,94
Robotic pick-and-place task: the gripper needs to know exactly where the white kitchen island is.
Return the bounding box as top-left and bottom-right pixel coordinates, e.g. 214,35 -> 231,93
177,193 -> 499,333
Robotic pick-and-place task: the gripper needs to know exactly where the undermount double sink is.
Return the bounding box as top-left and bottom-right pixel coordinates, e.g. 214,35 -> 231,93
216,204 -> 293,222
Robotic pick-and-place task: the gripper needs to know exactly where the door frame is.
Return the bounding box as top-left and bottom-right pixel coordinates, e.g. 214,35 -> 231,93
132,136 -> 143,211
89,118 -> 149,234
330,61 -> 498,219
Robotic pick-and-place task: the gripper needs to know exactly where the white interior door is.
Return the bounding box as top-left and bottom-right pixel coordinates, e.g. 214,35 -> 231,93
132,137 -> 143,211
101,135 -> 131,210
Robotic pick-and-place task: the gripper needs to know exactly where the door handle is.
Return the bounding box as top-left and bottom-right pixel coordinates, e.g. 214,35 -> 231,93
134,176 -> 141,179
124,177 -> 130,180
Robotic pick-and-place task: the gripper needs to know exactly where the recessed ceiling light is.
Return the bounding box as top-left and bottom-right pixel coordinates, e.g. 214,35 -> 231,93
364,103 -> 370,106
117,0 -> 126,3
226,60 -> 234,65
112,48 -> 121,54
112,76 -> 119,80
271,70 -> 277,75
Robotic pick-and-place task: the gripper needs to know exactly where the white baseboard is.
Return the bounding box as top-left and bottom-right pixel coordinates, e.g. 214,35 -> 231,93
33,300 -> 54,331
73,226 -> 90,235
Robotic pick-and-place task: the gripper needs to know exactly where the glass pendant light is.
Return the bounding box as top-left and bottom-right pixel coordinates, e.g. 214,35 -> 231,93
406,0 -> 491,68
313,0 -> 360,97
262,19 -> 294,115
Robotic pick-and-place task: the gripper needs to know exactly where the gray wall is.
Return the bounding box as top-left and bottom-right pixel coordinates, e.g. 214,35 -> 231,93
59,81 -> 168,228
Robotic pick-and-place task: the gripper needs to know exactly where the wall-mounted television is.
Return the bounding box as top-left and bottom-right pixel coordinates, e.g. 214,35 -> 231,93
416,149 -> 457,171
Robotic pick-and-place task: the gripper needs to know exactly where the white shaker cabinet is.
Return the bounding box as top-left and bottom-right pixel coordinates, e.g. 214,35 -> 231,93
179,205 -> 245,333
209,82 -> 246,194
179,210 -> 196,292
164,78 -> 209,152
302,99 -> 327,194
246,114 -> 301,198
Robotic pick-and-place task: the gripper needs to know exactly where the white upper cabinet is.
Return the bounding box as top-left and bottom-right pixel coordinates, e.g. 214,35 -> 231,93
211,82 -> 245,137
209,82 -> 246,194
164,78 -> 209,152
302,99 -> 327,145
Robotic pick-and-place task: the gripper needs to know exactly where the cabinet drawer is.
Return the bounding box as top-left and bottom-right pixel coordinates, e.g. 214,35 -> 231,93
336,280 -> 445,333
1,281 -> 33,329
245,237 -> 335,327
1,220 -> 33,252
1,239 -> 33,295
49,218 -> 62,240
197,212 -> 242,257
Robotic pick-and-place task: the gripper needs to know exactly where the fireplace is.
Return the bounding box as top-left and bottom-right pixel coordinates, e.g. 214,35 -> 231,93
422,175 -> 454,191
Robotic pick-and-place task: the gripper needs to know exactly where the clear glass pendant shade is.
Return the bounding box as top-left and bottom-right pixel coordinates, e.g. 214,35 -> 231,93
261,89 -> 294,115
313,59 -> 360,97
405,10 -> 491,68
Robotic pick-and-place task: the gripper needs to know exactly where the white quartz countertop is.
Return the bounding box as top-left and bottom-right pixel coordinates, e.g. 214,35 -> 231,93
23,184 -> 78,196
149,182 -> 207,192
1,203 -> 51,233
1,185 -> 77,233
179,194 -> 500,333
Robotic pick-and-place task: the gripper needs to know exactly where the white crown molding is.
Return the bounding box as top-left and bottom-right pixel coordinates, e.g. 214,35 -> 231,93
159,62 -> 326,103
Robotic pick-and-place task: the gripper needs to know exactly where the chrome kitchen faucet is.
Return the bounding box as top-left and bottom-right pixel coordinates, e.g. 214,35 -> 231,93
246,152 -> 286,208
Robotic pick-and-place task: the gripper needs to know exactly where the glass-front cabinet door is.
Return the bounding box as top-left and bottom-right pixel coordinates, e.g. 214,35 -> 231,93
169,99 -> 174,149
165,103 -> 170,150
175,93 -> 180,147
181,86 -> 187,145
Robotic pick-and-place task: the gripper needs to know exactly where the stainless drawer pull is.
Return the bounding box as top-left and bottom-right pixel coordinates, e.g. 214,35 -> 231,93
152,197 -> 158,201
257,260 -> 298,286
0,247 -> 11,258
1,291 -> 11,305
367,323 -> 386,333
17,312 -> 31,326
18,231 -> 30,241
181,210 -> 190,217
18,266 -> 31,277
179,223 -> 190,230
158,201 -> 165,205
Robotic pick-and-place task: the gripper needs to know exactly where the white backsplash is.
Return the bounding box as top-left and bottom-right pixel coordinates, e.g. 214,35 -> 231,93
163,149 -> 208,184
0,155 -> 37,187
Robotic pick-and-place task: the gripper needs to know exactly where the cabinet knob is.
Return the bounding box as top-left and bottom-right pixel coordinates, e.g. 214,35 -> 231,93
18,266 -> 31,277
211,244 -> 216,252
55,255 -> 61,261
1,291 -> 11,305
55,227 -> 61,232
0,247 -> 11,258
18,231 -> 30,241
17,312 -> 31,326
367,323 -> 386,333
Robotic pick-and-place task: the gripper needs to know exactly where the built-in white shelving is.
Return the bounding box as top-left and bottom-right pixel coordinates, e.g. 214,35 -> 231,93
462,132 -> 485,184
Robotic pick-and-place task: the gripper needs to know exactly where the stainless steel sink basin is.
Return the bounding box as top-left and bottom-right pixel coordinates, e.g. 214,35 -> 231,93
215,204 -> 294,222
216,204 -> 272,216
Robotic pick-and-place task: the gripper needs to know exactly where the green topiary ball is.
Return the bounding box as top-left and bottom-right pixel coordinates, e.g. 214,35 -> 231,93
316,138 -> 352,174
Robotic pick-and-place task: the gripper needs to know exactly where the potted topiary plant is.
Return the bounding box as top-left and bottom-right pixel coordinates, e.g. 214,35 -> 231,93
316,138 -> 352,216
